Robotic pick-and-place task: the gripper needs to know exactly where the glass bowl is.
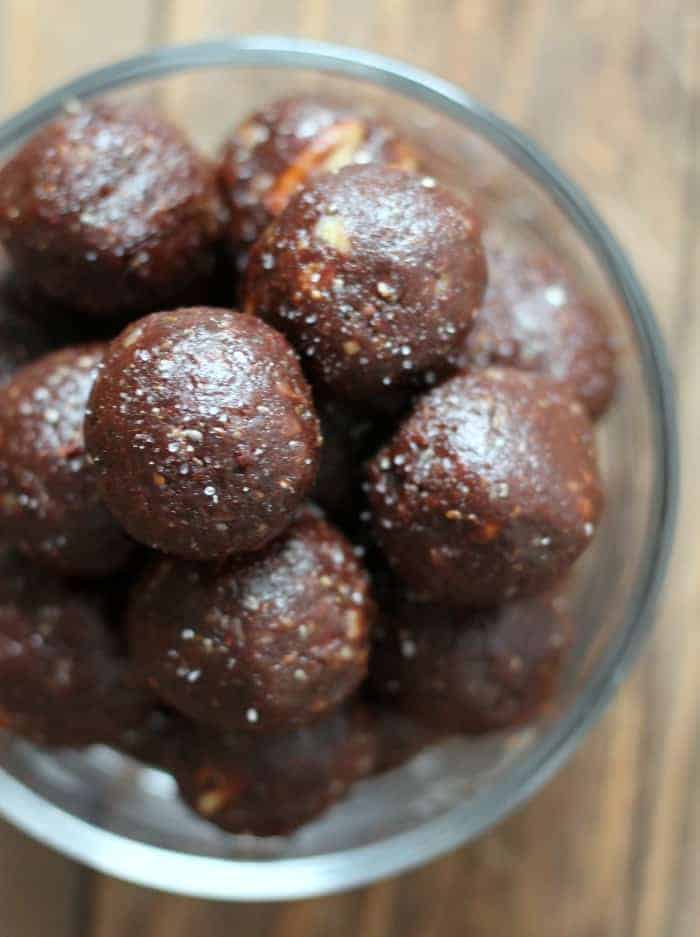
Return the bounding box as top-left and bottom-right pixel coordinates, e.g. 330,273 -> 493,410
0,37 -> 678,901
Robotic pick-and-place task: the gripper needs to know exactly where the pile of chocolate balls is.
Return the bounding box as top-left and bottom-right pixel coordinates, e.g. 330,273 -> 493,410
0,95 -> 615,836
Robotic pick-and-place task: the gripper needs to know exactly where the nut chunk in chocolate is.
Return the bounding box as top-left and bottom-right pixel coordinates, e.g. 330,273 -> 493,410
244,164 -> 486,404
128,507 -> 372,732
0,344 -> 133,576
367,368 -> 603,606
0,102 -> 222,319
86,308 -> 320,560
219,94 -> 419,269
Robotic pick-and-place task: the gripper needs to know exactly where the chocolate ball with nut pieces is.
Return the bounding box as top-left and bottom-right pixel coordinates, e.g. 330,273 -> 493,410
85,308 -> 320,561
0,550 -> 150,747
453,243 -> 617,419
244,163 -> 487,406
127,506 -> 373,733
172,704 -> 377,837
0,344 -> 134,576
369,592 -> 573,734
0,102 -> 223,320
366,367 -> 603,607
218,95 -> 419,272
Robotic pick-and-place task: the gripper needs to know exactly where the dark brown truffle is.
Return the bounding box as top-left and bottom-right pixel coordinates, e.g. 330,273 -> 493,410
0,551 -> 150,747
453,246 -> 617,418
370,593 -> 572,733
172,705 -> 377,836
85,308 -> 320,560
244,164 -> 486,404
0,344 -> 133,576
127,507 -> 373,732
366,368 -> 603,606
0,102 -> 223,319
218,95 -> 419,271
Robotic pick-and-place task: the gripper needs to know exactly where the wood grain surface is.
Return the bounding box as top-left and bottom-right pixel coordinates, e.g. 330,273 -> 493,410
0,1 -> 696,935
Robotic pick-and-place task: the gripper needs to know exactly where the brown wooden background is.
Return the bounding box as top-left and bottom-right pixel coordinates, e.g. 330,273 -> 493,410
0,2 -> 696,934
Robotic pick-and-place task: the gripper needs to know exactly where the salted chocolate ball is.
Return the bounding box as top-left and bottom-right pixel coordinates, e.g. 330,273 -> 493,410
85,308 -> 320,560
244,164 -> 487,404
367,368 -> 603,606
0,265 -> 53,385
0,551 -> 149,747
0,345 -> 133,576
370,594 -> 572,734
219,95 -> 419,271
0,102 -> 223,319
453,246 -> 617,418
172,705 -> 377,836
127,507 -> 373,732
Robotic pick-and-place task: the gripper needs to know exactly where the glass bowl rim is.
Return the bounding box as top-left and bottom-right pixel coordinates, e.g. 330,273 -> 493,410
0,36 -> 679,901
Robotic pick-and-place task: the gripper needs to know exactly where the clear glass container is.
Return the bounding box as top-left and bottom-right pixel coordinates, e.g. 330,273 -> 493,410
0,37 -> 678,901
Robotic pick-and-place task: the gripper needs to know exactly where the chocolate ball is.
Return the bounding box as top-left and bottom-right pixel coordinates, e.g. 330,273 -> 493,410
370,594 -> 572,734
366,368 -> 603,606
219,95 -> 419,271
244,164 -> 487,404
85,308 -> 320,560
0,344 -> 133,576
0,102 -> 223,319
127,507 -> 373,732
454,245 -> 617,418
172,705 -> 377,836
0,551 -> 149,747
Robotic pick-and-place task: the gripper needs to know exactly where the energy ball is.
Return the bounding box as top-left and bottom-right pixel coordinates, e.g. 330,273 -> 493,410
244,164 -> 487,404
0,551 -> 150,747
172,705 -> 377,836
85,308 -> 320,560
453,245 -> 617,419
0,344 -> 133,576
127,507 -> 373,732
370,594 -> 572,734
219,95 -> 419,271
366,368 -> 603,606
0,102 -> 223,319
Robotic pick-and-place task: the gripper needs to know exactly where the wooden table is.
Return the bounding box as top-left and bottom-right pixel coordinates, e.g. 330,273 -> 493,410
0,2 -> 696,934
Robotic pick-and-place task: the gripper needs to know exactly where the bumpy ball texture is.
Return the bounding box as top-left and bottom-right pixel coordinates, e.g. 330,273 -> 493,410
244,164 -> 487,404
366,368 -> 603,606
85,308 -> 320,560
0,344 -> 134,576
370,593 -> 572,733
219,95 -> 419,271
127,507 -> 373,732
171,705 -> 377,836
0,551 -> 150,747
453,244 -> 617,419
0,102 -> 223,319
